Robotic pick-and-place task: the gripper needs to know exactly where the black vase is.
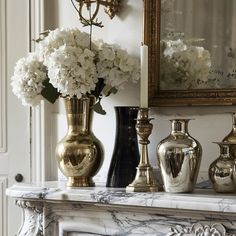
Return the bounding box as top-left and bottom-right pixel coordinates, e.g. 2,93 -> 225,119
106,106 -> 140,187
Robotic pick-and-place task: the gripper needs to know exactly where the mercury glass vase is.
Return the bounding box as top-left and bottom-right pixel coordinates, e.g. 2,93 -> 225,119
156,119 -> 202,193
209,142 -> 235,193
222,113 -> 236,158
106,106 -> 139,188
56,96 -> 104,187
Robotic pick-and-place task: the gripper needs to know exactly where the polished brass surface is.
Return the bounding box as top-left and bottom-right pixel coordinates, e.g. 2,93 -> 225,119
126,108 -> 162,192
222,113 -> 236,158
73,0 -> 121,27
209,142 -> 235,193
68,177 -> 94,187
145,0 -> 236,107
56,96 -> 104,187
156,119 -> 202,193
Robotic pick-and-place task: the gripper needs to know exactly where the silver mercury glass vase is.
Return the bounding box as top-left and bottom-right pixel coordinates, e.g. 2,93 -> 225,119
222,113 -> 236,158
156,119 -> 202,193
209,142 -> 235,193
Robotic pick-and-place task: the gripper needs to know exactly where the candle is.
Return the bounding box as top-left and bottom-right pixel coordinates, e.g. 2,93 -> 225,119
140,44 -> 148,108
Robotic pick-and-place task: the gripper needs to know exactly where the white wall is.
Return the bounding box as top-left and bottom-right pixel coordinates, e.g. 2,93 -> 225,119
47,0 -> 236,184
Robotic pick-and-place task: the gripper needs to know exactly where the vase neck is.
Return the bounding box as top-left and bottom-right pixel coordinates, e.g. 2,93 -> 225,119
64,96 -> 95,134
115,106 -> 139,126
232,113 -> 236,130
217,143 -> 231,157
170,119 -> 189,134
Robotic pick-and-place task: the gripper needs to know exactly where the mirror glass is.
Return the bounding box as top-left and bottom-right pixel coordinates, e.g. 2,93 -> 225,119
160,0 -> 236,91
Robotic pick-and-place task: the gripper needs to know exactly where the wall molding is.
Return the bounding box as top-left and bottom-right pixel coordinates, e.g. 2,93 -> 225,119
0,0 -> 7,153
30,0 -> 57,182
0,176 -> 7,236
30,0 -> 46,182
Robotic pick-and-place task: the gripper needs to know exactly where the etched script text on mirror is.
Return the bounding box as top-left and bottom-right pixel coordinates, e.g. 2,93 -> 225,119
160,0 -> 236,91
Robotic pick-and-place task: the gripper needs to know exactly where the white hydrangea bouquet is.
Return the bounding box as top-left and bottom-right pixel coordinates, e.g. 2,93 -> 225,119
11,28 -> 140,114
160,39 -> 211,90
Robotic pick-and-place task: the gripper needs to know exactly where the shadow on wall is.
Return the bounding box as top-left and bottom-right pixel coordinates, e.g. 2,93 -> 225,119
45,0 -> 59,29
117,0 -> 133,20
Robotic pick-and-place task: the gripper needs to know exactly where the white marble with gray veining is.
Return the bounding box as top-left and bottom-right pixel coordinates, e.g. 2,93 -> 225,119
43,204 -> 236,236
6,181 -> 236,214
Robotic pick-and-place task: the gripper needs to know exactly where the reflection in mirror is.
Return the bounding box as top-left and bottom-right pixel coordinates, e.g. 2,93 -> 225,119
160,0 -> 236,91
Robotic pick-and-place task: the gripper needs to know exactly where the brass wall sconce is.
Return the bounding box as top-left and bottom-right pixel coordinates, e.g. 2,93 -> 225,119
71,0 -> 122,27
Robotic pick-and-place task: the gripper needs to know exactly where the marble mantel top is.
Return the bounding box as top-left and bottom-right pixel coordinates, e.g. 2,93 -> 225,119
6,181 -> 236,214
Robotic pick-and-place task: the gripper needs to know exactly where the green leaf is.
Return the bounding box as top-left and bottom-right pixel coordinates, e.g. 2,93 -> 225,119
107,87 -> 118,96
92,100 -> 106,115
102,85 -> 118,97
41,79 -> 60,104
39,30 -> 50,37
33,30 -> 50,43
32,38 -> 42,43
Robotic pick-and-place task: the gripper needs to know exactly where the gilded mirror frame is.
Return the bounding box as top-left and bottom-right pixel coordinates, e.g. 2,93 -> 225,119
145,0 -> 236,107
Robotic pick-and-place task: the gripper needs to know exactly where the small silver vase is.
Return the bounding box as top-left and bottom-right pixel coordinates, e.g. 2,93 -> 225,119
209,142 -> 235,193
222,113 -> 236,158
156,119 -> 202,193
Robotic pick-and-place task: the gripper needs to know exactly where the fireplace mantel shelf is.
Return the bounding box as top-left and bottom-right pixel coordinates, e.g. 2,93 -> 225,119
6,181 -> 236,213
6,182 -> 236,236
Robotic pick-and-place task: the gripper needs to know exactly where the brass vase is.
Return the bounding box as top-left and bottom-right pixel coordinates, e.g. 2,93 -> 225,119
156,119 -> 202,193
222,113 -> 236,158
56,96 -> 104,187
209,142 -> 235,193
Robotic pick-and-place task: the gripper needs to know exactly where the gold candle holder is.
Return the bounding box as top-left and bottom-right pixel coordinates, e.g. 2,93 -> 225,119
126,108 -> 162,192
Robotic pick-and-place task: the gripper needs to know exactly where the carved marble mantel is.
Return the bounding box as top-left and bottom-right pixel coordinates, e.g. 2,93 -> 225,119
6,182 -> 236,236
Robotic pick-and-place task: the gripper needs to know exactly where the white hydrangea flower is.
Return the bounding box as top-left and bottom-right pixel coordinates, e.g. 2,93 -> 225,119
37,28 -> 96,65
11,28 -> 140,110
11,53 -> 47,106
160,39 -> 211,90
47,45 -> 97,98
96,41 -> 140,90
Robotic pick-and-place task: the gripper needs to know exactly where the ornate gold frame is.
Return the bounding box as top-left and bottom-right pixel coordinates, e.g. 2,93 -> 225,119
145,0 -> 236,107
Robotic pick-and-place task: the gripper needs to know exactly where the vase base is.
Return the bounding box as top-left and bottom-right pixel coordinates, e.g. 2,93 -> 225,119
126,166 -> 163,192
67,177 -> 95,187
126,184 -> 163,192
